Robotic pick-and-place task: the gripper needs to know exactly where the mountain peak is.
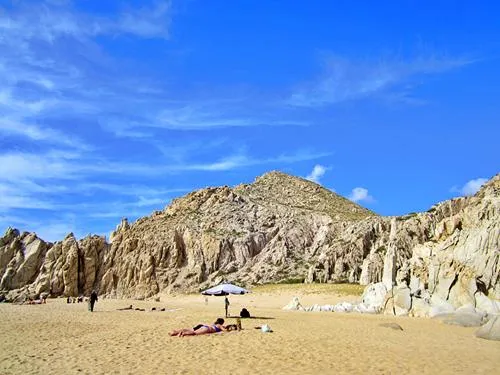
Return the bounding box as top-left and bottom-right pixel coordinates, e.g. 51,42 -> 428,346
235,170 -> 376,222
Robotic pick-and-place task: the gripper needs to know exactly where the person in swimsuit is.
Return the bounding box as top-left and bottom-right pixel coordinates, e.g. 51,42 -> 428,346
169,318 -> 226,337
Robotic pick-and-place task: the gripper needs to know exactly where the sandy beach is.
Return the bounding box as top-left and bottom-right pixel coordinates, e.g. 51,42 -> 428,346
0,285 -> 498,375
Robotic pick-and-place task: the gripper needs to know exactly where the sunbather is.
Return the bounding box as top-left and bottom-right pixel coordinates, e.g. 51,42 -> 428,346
169,318 -> 227,337
117,305 -> 133,310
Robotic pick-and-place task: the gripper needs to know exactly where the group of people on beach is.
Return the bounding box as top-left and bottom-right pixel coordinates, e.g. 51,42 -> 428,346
66,291 -> 98,312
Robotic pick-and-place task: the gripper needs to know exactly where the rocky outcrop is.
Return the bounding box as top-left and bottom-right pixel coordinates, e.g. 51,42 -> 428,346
0,231 -> 107,302
0,171 -> 498,307
338,174 -> 500,341
306,174 -> 499,320
475,316 -> 500,341
0,229 -> 48,292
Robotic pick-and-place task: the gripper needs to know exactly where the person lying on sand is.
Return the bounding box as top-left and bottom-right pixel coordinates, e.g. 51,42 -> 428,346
18,298 -> 46,305
117,305 -> 133,310
169,318 -> 227,337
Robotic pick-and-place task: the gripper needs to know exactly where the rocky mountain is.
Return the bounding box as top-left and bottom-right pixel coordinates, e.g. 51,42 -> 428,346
0,171 -> 498,309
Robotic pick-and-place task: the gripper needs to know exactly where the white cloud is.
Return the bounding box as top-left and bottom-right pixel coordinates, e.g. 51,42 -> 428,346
450,178 -> 488,196
103,105 -> 308,136
0,117 -> 84,148
0,152 -> 79,181
306,164 -> 327,183
0,192 -> 55,211
288,53 -> 473,108
348,187 -> 374,203
0,1 -> 172,43
0,149 -> 330,187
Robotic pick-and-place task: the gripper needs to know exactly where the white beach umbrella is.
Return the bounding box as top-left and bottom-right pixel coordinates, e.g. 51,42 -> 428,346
201,283 -> 250,296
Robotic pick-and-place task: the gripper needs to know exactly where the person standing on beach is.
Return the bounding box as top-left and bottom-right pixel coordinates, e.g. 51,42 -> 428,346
225,296 -> 230,317
89,290 -> 98,312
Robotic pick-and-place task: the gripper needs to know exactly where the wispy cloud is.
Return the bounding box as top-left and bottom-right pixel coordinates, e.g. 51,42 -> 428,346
288,53 -> 474,107
305,164 -> 327,183
153,106 -> 307,130
0,88 -> 85,147
102,105 -> 308,138
0,1 -> 172,43
0,117 -> 84,148
0,148 -> 330,186
167,150 -> 331,172
450,177 -> 488,196
348,187 -> 375,203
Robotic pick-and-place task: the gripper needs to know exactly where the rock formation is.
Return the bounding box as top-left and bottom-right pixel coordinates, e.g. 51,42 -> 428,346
0,171 -> 498,311
355,174 -> 500,320
0,231 -> 107,302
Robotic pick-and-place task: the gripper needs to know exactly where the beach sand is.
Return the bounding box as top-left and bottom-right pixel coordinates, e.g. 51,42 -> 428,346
0,285 -> 499,375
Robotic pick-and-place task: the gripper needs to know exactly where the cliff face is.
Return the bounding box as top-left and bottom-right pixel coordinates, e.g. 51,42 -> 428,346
0,231 -> 108,301
0,171 -> 498,305
307,174 -> 499,315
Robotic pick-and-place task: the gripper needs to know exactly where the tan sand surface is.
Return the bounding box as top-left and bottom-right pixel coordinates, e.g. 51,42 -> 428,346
0,285 -> 499,375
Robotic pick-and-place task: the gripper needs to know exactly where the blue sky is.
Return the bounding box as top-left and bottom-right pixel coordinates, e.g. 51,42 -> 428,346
0,0 -> 499,241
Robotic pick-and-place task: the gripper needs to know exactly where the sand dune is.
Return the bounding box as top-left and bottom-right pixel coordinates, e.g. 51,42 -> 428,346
0,287 -> 499,375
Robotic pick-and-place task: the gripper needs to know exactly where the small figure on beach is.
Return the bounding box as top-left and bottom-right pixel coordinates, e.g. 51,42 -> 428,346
89,290 -> 98,312
225,296 -> 230,317
24,297 -> 46,305
240,308 -> 250,318
117,305 -> 133,311
169,318 -> 227,337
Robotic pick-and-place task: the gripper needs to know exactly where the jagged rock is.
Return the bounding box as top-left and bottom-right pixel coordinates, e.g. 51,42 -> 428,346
383,285 -> 412,316
333,302 -> 354,313
283,297 -> 305,311
353,303 -> 379,314
361,282 -> 387,313
455,304 -> 488,321
0,231 -> 47,291
434,304 -> 489,327
110,218 -> 130,243
0,229 -> 107,299
429,294 -> 456,317
439,313 -> 486,327
475,316 -> 500,341
475,293 -> 500,315
359,252 -> 384,285
409,275 -> 425,295
410,297 -> 431,317
382,218 -> 398,290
